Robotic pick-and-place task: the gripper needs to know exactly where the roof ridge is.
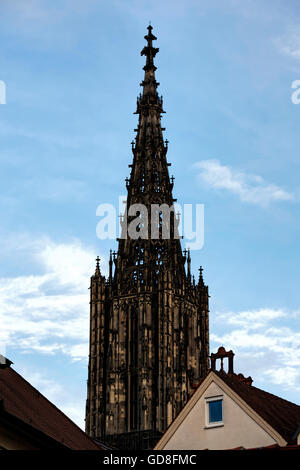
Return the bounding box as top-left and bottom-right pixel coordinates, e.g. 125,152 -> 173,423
216,370 -> 300,408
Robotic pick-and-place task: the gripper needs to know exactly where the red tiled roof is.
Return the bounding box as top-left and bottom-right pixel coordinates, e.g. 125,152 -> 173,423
214,370 -> 300,445
0,366 -> 101,450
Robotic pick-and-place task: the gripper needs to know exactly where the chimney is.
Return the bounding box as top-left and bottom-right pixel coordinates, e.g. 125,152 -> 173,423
210,347 -> 235,374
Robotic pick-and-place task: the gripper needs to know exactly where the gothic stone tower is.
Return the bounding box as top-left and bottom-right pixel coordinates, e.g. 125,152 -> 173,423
85,26 -> 209,450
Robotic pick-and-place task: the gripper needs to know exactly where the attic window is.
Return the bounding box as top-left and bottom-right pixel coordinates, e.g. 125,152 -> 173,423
209,400 -> 222,423
205,396 -> 224,428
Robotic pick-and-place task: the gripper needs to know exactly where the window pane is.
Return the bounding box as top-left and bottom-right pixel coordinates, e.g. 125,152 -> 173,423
209,400 -> 223,423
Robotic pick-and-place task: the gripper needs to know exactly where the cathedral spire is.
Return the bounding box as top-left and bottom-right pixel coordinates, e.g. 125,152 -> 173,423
128,25 -> 171,211
114,25 -> 184,285
86,26 -> 210,450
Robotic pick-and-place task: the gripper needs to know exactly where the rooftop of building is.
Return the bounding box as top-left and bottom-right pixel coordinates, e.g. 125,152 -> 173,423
193,347 -> 300,446
0,356 -> 102,450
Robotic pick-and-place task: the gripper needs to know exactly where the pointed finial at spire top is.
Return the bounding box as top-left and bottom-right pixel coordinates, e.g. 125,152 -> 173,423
95,256 -> 100,275
198,266 -> 204,285
137,24 -> 164,112
145,23 -> 156,41
141,24 -> 159,68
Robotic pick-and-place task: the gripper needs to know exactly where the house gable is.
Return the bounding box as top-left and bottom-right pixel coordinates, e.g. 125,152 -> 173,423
155,372 -> 287,450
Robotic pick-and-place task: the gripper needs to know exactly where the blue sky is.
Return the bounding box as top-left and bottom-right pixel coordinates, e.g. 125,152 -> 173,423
0,0 -> 299,428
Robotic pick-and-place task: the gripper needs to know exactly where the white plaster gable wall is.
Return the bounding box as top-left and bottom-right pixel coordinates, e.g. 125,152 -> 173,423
163,381 -> 278,450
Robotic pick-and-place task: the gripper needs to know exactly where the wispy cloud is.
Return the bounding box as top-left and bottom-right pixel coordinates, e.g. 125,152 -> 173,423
216,308 -> 287,330
0,122 -> 88,149
2,0 -> 97,29
0,235 -> 106,361
275,25 -> 300,60
0,234 -> 105,429
22,178 -> 88,203
211,308 -> 300,395
1,0 -> 98,49
195,160 -> 293,206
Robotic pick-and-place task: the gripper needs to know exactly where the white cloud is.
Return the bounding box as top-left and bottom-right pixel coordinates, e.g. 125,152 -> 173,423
0,235 -> 107,429
216,308 -> 287,330
195,160 -> 293,206
275,25 -> 300,60
0,235 -> 106,361
264,367 -> 299,388
1,233 -> 299,410
211,308 -> 300,396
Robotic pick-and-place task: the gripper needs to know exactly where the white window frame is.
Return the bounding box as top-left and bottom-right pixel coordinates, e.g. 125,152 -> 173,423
205,395 -> 224,429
